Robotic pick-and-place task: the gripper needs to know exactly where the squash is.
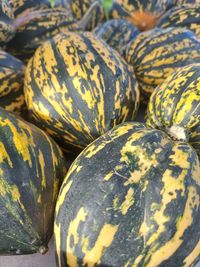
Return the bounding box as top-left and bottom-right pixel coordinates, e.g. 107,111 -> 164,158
0,107 -> 67,255
0,0 -> 15,46
54,0 -> 105,30
157,5 -> 200,39
109,0 -> 173,31
24,31 -> 140,154
0,50 -> 26,114
93,19 -> 139,56
8,0 -> 51,17
6,7 -> 81,63
174,0 -> 200,5
146,64 -> 200,157
55,122 -> 200,267
125,27 -> 200,100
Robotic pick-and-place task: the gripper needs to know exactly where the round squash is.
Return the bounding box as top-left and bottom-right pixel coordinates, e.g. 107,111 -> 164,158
54,0 -> 105,30
109,0 -> 173,31
0,0 -> 15,46
8,0 -> 51,17
24,31 -> 140,154
6,7 -> 80,63
0,107 -> 67,255
125,27 -> 200,100
93,19 -> 139,56
0,50 -> 26,114
146,64 -> 200,157
55,122 -> 200,267
157,5 -> 200,39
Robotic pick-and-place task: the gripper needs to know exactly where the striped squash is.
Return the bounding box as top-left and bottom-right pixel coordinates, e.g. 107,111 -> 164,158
0,0 -> 15,46
55,122 -> 200,267
24,32 -> 140,154
174,0 -> 200,5
157,5 -> 200,39
109,0 -> 173,31
54,0 -> 105,30
93,19 -> 139,56
0,50 -> 26,114
0,107 -> 67,255
125,27 -> 200,100
8,0 -> 50,17
6,7 -> 80,63
146,64 -> 200,157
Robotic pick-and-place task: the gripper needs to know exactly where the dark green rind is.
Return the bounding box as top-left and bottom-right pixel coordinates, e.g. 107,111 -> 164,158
55,122 -> 200,267
0,0 -> 14,46
0,108 -> 67,255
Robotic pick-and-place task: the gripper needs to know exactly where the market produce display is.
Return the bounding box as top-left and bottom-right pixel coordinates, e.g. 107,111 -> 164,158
55,122 -> 200,267
125,27 -> 200,100
0,107 -> 67,255
0,0 -> 200,266
157,5 -> 200,38
24,31 -> 139,153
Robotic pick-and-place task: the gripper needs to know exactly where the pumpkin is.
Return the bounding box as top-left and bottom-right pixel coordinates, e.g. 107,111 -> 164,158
0,107 -> 67,255
157,5 -> 200,39
146,64 -> 200,157
6,7 -> 81,63
125,27 -> 200,100
24,31 -> 140,154
55,122 -> 200,267
54,0 -> 105,30
0,0 -> 15,46
109,0 -> 173,31
93,19 -> 139,56
8,0 -> 51,18
0,50 -> 26,114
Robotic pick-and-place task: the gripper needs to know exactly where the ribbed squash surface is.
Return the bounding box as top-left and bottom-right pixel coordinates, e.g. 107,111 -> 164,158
146,64 -> 200,156
24,32 -> 139,153
0,108 -> 67,254
157,5 -> 200,39
0,0 -> 14,46
125,27 -> 200,99
55,122 -> 200,267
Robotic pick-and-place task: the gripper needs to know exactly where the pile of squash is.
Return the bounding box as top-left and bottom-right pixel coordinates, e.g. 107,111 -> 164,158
0,0 -> 199,266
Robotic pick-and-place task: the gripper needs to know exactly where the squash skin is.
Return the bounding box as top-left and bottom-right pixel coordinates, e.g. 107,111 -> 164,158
146,64 -> 200,157
109,0 -> 173,31
0,108 -> 67,255
0,0 -> 14,46
125,27 -> 200,100
0,50 -> 26,114
54,0 -> 105,30
157,5 -> 200,39
93,19 -> 139,56
55,122 -> 200,267
8,0 -> 51,17
6,7 -> 80,63
24,32 -> 140,153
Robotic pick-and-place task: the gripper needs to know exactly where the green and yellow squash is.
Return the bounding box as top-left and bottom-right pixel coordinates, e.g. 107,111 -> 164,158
125,27 -> 200,100
24,32 -> 140,154
55,122 -> 200,267
6,7 -> 81,63
157,5 -> 200,39
0,0 -> 15,46
147,64 -> 200,157
0,107 -> 67,255
54,0 -> 105,30
173,0 -> 200,5
0,50 -> 26,114
93,19 -> 139,56
8,0 -> 50,17
109,0 -> 173,31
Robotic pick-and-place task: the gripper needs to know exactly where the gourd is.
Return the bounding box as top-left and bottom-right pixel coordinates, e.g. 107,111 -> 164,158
157,5 -> 200,39
55,122 -> 200,267
24,31 -> 140,153
125,27 -> 200,100
146,64 -> 200,157
0,107 -> 67,255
